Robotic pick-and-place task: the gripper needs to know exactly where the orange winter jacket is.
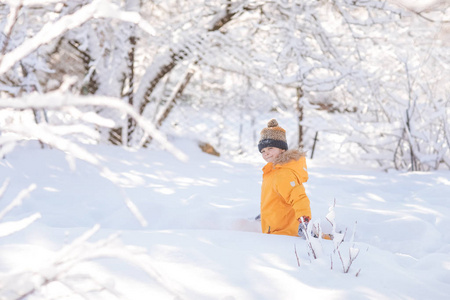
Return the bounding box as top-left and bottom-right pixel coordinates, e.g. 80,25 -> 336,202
260,149 -> 311,236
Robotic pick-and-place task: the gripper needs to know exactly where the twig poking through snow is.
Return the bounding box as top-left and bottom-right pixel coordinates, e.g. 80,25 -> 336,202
0,183 -> 36,221
324,200 -> 361,274
0,178 -> 10,199
301,217 -> 319,259
294,244 -> 301,267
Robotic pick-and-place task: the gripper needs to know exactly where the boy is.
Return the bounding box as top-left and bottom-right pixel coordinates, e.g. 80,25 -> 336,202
258,119 -> 311,237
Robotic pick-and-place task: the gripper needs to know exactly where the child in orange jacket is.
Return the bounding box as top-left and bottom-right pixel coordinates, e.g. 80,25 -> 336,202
258,119 -> 311,237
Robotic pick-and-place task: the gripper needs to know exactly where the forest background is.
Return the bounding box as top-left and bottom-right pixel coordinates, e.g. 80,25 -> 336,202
1,1 -> 450,299
0,0 -> 449,171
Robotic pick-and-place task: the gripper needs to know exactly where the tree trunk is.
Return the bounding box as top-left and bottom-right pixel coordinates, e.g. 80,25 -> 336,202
135,2 -> 246,117
141,66 -> 196,147
296,87 -> 304,148
126,34 -> 137,146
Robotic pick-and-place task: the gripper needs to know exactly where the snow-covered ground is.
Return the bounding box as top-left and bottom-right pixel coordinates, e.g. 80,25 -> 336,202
0,139 -> 449,299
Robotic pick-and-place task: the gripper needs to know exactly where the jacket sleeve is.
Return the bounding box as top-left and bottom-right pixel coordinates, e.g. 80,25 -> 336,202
274,170 -> 311,220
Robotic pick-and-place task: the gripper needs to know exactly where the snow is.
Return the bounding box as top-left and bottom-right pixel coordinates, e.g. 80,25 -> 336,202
0,0 -> 155,76
0,138 -> 449,299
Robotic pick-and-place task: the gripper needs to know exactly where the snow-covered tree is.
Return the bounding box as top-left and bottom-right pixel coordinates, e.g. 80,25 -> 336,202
0,0 -> 448,170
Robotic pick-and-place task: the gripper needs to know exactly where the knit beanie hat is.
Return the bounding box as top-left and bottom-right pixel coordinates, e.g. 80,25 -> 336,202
258,119 -> 288,152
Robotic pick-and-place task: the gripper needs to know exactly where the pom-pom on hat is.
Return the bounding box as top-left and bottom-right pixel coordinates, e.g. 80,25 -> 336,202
258,119 -> 288,152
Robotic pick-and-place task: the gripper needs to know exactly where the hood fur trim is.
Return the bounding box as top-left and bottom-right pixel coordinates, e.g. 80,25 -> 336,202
273,149 -> 306,165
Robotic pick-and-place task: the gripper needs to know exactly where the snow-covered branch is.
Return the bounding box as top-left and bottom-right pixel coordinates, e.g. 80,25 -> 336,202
0,225 -> 181,300
0,91 -> 188,227
0,0 -> 155,75
0,92 -> 187,161
0,180 -> 179,299
0,179 -> 41,239
0,0 -> 448,169
0,181 -> 36,221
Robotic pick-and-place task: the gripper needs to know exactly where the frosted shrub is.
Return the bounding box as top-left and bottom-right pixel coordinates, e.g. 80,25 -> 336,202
299,199 -> 361,275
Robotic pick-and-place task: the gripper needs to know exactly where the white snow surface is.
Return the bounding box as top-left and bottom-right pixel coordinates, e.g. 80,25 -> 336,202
0,139 -> 449,299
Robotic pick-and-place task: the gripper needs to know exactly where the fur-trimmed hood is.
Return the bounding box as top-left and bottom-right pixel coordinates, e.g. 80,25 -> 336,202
272,149 -> 306,166
262,149 -> 308,183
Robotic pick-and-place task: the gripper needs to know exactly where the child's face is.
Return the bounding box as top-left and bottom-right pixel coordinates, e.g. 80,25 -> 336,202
261,147 -> 285,163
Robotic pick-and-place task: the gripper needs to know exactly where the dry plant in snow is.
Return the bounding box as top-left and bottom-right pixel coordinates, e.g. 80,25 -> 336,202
297,199 -> 361,275
326,200 -> 360,275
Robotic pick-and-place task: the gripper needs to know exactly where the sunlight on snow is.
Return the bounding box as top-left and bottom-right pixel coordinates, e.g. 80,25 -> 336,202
403,204 -> 444,218
43,186 -> 60,192
436,177 -> 450,185
365,193 -> 386,203
154,187 -> 175,195
173,176 -> 218,187
209,160 -> 234,168
208,203 -> 234,209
